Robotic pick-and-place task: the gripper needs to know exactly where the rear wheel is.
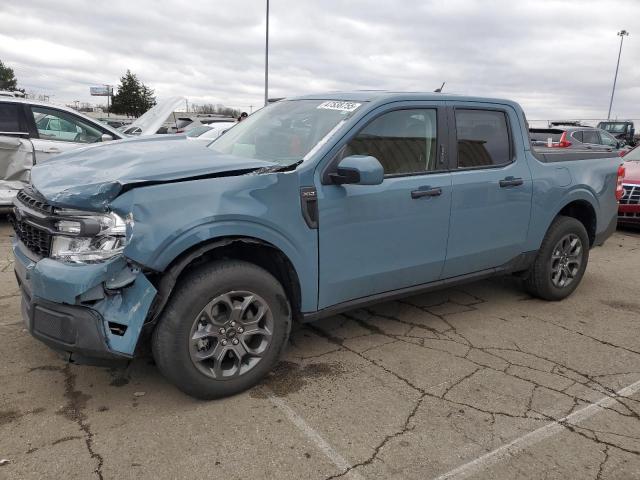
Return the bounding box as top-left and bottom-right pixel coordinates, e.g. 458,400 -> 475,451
524,216 -> 589,301
152,260 -> 291,399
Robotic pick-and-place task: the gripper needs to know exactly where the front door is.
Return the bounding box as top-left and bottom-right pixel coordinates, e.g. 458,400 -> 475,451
317,104 -> 452,309
442,105 -> 533,278
28,105 -> 109,161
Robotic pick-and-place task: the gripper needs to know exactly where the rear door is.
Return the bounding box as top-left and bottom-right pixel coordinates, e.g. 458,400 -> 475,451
317,102 -> 452,308
442,103 -> 533,278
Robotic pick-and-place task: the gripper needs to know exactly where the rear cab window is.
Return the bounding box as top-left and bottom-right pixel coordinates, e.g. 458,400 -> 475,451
582,130 -> 599,145
454,109 -> 511,168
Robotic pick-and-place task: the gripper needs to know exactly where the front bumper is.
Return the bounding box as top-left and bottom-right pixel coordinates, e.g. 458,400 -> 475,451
13,239 -> 157,363
618,205 -> 640,224
19,288 -> 128,362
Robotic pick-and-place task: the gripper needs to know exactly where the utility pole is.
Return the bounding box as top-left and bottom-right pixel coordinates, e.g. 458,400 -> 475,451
264,0 -> 269,106
104,84 -> 113,117
607,30 -> 629,119
249,105 -> 254,113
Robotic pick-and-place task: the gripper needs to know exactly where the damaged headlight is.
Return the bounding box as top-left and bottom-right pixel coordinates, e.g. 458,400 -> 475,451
50,210 -> 127,263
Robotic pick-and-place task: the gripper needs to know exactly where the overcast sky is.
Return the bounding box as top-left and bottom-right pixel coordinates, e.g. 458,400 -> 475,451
1,0 -> 639,120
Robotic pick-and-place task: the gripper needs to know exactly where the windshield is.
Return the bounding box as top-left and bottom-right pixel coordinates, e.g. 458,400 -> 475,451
186,125 -> 212,137
208,99 -> 362,165
625,147 -> 640,161
600,123 -> 628,133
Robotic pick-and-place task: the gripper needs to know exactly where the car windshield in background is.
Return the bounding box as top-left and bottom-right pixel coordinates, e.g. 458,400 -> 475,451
186,125 -> 212,137
625,147 -> 640,161
529,129 -> 563,144
601,123 -> 627,133
208,99 -> 363,165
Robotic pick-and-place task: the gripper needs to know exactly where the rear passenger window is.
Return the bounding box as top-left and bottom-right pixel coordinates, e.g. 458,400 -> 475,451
572,131 -> 583,142
345,109 -> 438,175
455,109 -> 511,168
0,103 -> 24,132
582,130 -> 599,144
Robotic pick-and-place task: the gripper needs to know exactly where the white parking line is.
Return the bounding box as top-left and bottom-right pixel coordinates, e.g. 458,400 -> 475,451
434,377 -> 640,480
266,390 -> 365,480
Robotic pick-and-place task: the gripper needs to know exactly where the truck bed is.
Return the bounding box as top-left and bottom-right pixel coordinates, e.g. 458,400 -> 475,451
532,147 -> 620,163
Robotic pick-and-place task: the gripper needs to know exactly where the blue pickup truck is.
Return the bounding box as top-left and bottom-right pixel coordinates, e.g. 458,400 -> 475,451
10,92 -> 624,399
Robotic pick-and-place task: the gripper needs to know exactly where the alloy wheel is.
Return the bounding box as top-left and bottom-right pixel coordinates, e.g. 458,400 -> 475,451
188,291 -> 273,379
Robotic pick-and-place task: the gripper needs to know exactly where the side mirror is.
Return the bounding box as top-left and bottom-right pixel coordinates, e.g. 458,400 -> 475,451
101,134 -> 114,142
329,155 -> 384,185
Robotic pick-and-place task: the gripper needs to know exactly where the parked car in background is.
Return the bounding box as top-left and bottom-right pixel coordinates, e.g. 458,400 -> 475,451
0,90 -> 26,98
186,121 -> 235,141
529,125 -> 624,152
119,97 -> 186,136
10,92 -> 622,399
619,145 -> 640,226
0,97 -> 124,162
99,118 -> 130,129
597,120 -> 636,147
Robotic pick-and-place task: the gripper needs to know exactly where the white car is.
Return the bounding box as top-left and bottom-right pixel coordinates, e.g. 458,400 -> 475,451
0,97 -> 126,162
185,121 -> 236,141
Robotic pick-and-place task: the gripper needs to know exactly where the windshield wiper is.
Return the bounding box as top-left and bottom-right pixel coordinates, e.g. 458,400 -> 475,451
252,160 -> 303,174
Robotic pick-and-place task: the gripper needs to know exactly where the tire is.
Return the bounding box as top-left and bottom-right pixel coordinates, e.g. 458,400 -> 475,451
524,215 -> 590,301
152,260 -> 291,399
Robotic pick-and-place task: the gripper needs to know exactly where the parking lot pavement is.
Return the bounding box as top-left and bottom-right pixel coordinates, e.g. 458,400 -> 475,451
1,220 -> 640,480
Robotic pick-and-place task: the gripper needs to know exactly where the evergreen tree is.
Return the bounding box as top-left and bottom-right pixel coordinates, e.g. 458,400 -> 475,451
0,60 -> 19,91
110,70 -> 156,117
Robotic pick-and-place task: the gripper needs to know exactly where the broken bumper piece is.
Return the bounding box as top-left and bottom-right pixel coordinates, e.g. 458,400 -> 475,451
13,239 -> 157,363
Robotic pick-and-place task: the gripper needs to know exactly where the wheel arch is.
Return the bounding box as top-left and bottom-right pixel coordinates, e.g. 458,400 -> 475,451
146,236 -> 304,325
553,198 -> 598,246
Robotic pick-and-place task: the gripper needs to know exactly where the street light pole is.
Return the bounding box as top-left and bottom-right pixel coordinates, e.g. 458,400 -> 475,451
607,30 -> 629,119
264,0 -> 269,106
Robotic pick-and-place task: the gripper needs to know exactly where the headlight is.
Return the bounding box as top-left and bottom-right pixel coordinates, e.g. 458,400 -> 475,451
50,211 -> 127,263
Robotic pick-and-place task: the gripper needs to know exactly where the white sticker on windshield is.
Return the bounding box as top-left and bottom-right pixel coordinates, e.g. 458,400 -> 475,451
317,101 -> 361,112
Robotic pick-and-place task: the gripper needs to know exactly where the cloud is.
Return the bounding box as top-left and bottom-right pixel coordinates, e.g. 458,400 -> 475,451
0,0 -> 638,120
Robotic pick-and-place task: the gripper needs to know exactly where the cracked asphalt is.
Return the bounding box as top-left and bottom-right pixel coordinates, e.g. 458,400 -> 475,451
1,219 -> 640,479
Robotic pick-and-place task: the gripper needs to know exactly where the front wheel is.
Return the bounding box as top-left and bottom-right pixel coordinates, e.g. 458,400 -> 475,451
524,215 -> 590,301
152,260 -> 291,399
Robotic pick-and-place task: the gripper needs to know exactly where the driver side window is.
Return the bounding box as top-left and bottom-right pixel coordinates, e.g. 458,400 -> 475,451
31,106 -> 103,143
344,109 -> 439,176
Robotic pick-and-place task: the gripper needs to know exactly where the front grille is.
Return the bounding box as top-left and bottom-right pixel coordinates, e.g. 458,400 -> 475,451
11,216 -> 52,256
620,184 -> 640,205
16,187 -> 55,214
10,187 -> 54,257
619,212 -> 640,219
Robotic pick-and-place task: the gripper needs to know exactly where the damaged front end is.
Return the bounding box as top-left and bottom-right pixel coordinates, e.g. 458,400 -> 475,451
11,187 -> 156,364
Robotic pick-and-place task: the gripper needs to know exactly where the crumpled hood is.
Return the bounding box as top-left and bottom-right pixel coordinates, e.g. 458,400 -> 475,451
30,135 -> 276,210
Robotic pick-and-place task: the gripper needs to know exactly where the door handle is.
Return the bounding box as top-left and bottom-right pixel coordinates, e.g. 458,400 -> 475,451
411,187 -> 442,199
45,147 -> 61,153
499,177 -> 524,188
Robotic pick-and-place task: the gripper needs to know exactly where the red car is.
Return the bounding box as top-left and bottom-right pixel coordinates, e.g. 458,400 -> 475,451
619,146 -> 640,225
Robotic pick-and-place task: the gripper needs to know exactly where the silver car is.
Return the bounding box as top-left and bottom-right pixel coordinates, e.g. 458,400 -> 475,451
529,126 -> 624,152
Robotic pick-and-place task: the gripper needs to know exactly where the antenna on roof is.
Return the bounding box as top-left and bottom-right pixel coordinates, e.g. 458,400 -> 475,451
434,82 -> 445,93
